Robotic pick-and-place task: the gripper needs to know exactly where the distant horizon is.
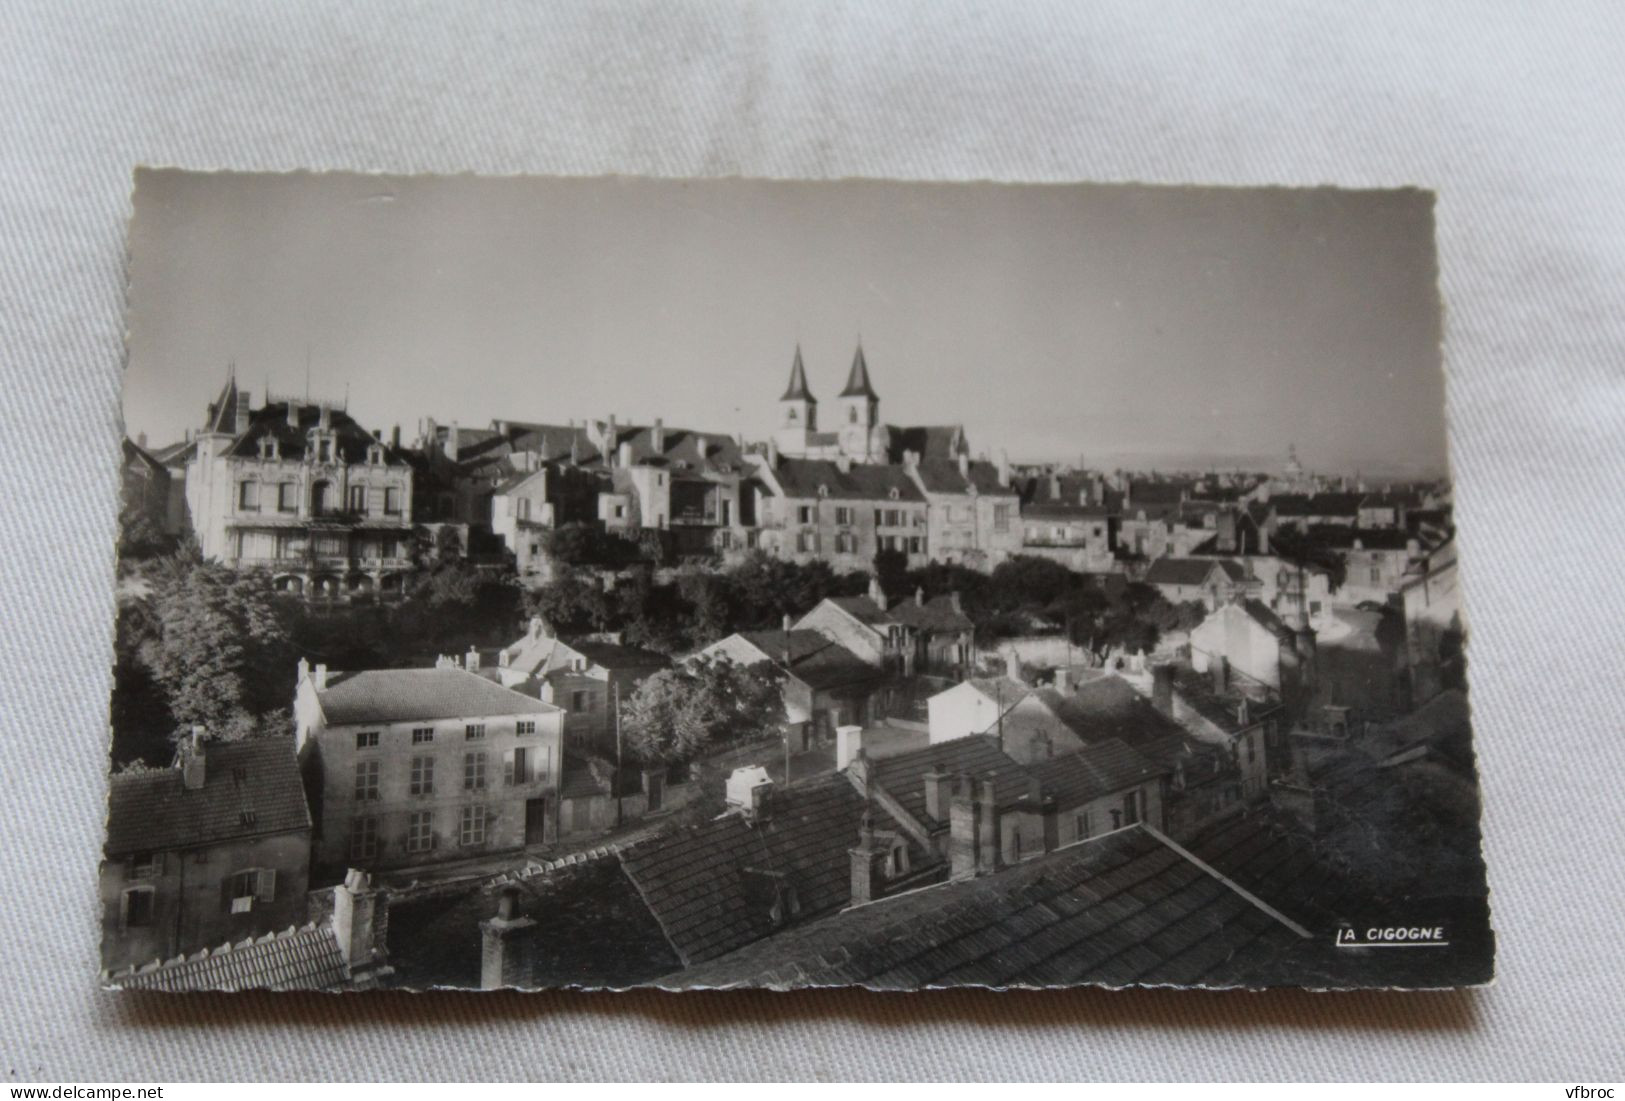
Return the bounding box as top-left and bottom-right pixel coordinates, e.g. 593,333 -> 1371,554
126,173 -> 1450,481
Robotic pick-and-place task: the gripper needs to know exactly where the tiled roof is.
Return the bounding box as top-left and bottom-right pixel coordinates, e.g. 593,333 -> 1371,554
772,458 -> 926,502
825,595 -> 893,627
105,738 -> 310,857
670,823 -> 1319,990
1028,738 -> 1169,806
1270,492 -> 1364,517
316,667 -> 560,725
224,401 -> 407,466
910,459 -> 1016,497
881,424 -> 966,464
106,922 -> 352,992
1041,677 -> 1196,769
1169,666 -> 1281,735
868,734 -> 1033,825
888,594 -> 974,632
1144,557 -> 1246,587
1315,527 -> 1415,552
568,641 -> 670,672
733,630 -> 882,691
619,773 -> 880,965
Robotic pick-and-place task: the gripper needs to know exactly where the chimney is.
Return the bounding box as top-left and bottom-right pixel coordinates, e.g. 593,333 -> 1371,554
652,417 -> 665,452
977,778 -> 999,874
1041,792 -> 1060,853
1091,474 -> 1105,506
297,655 -> 310,686
1211,654 -> 1229,694
1151,663 -> 1175,717
332,868 -> 386,970
835,454 -> 852,474
868,575 -> 888,612
948,590 -> 962,614
423,416 -> 437,450
616,441 -> 633,469
748,782 -> 773,824
949,775 -> 980,880
136,431 -> 147,448
529,615 -> 547,641
444,420 -> 460,459
915,586 -> 925,607
465,646 -> 481,671
605,414 -> 617,453
766,437 -> 780,468
390,425 -> 401,448
726,766 -> 773,816
957,452 -> 969,479
782,612 -> 794,633
181,727 -> 206,791
835,725 -> 865,771
694,434 -> 707,460
319,403 -> 332,431
997,450 -> 1011,488
314,663 -> 329,691
849,811 -> 889,905
1217,510 -> 1238,554
1053,668 -> 1071,695
234,391 -> 252,435
1049,472 -> 1061,500
480,887 -> 537,990
923,768 -> 953,824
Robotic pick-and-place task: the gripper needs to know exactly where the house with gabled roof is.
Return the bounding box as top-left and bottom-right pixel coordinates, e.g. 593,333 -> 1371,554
699,628 -> 887,748
793,577 -> 975,679
495,616 -> 668,756
1143,556 -> 1257,609
293,659 -> 565,876
749,450 -> 929,571
100,733 -> 313,973
902,451 -> 1023,570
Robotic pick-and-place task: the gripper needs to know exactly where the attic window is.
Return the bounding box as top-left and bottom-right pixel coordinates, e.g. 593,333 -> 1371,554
367,443 -> 385,465
817,484 -> 829,498
888,488 -> 900,500
257,437 -> 279,460
238,809 -> 257,828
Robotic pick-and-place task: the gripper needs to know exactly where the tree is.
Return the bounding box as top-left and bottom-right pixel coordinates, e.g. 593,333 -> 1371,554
871,546 -> 910,602
621,656 -> 786,766
525,571 -> 612,636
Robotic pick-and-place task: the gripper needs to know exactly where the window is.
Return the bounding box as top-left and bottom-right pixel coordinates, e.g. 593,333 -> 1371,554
411,727 -> 434,744
258,437 -> 279,460
122,887 -> 155,929
225,868 -> 275,912
796,505 -> 813,524
848,406 -> 858,423
278,482 -> 298,512
835,532 -> 855,554
316,436 -> 333,463
354,759 -> 380,801
406,811 -> 435,853
1076,811 -> 1091,840
1245,734 -> 1256,765
355,731 -> 379,750
504,747 -> 530,786
1123,791 -> 1140,827
409,755 -> 435,796
367,443 -> 384,465
464,752 -> 487,791
1370,567 -> 1381,585
465,723 -> 485,740
459,805 -> 488,847
129,852 -> 160,879
909,536 -> 923,554
348,484 -> 367,513
238,481 -> 259,510
1110,809 -> 1123,830
350,816 -> 379,860
993,504 -> 1011,533
570,690 -> 589,712
613,503 -> 626,519
835,506 -> 853,525
516,720 -> 535,735
384,486 -> 402,515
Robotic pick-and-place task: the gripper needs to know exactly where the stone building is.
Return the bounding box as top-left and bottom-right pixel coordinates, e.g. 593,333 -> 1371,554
904,453 -> 1022,570
184,375 -> 415,600
100,734 -> 312,973
495,617 -> 669,756
293,659 -> 565,877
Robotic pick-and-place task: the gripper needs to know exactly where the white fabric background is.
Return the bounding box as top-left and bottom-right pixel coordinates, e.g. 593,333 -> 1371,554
2,0 -> 1622,1082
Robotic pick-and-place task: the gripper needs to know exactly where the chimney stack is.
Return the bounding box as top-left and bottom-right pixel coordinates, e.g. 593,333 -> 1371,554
314,663 -> 329,691
835,454 -> 851,474
915,586 -> 925,607
333,868 -> 387,971
529,615 -> 547,641
1151,663 -> 1175,717
390,424 -> 401,448
1053,668 -> 1072,694
949,775 -> 980,880
923,768 -> 953,824
781,612 -> 794,633
997,449 -> 1011,488
181,727 -> 207,791
694,434 -> 707,460
319,403 -> 332,431
957,452 -> 969,479
766,437 -> 780,468
949,590 -> 962,614
977,778 -> 999,874
868,574 -> 888,612
848,811 -> 889,905
652,417 -> 665,452
234,391 -> 252,435
444,420 -> 460,459
1049,472 -> 1062,500
1211,654 -> 1229,694
835,725 -> 865,772
465,646 -> 481,671
480,887 -> 537,990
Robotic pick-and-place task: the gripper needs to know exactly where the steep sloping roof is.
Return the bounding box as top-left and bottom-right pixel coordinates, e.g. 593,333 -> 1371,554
1042,677 -> 1196,769
105,738 -> 310,857
1144,557 -> 1245,587
618,773 -> 877,966
888,594 -> 974,632
1028,738 -> 1169,806
839,344 -> 878,399
781,346 -> 815,401
106,922 -> 353,992
224,401 -> 406,466
868,734 -> 1033,825
731,630 -> 882,691
568,641 -> 670,672
315,668 -> 560,725
1271,493 -> 1364,517
1169,666 -> 1282,735
881,425 -> 966,464
1316,527 -> 1415,552
670,823 -> 1319,990
910,459 -> 1017,497
772,459 -> 925,502
825,595 -> 893,628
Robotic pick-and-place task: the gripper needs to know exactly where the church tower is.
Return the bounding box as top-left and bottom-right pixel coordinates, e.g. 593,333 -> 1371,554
836,343 -> 880,460
779,344 -> 817,433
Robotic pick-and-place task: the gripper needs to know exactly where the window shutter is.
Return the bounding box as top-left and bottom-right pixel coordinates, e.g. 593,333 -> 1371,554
256,868 -> 276,902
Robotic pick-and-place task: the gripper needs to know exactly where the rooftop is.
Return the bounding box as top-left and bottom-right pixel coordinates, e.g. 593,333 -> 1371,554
314,667 -> 560,725
771,458 -> 926,502
105,922 -> 356,992
1027,737 -> 1169,806
1144,557 -> 1249,587
867,734 -> 1033,825
105,737 -> 310,857
731,630 -> 882,691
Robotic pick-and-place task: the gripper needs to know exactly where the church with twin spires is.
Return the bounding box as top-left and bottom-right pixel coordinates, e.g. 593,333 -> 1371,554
771,342 -> 970,466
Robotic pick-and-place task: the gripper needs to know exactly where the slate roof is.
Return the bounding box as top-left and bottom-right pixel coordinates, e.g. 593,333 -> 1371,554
888,593 -> 974,632
618,772 -> 883,966
1169,666 -> 1281,735
1270,493 -> 1364,517
731,630 -> 881,692
315,667 -> 560,725
911,459 -> 1018,497
868,734 -> 1033,825
771,458 -> 926,502
1041,677 -> 1197,770
1315,527 -> 1415,552
825,595 -> 893,628
224,401 -> 407,466
569,641 -> 670,672
499,420 -> 748,474
104,738 -> 310,857
1027,738 -> 1169,806
669,823 -> 1320,990
881,424 -> 967,464
839,344 -> 879,399
1144,557 -> 1247,587
106,923 -> 353,992
781,346 -> 815,401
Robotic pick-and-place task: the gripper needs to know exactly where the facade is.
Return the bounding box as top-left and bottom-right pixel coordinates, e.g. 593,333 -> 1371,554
699,629 -> 886,747
100,734 -> 312,973
750,454 -> 930,571
1188,598 -> 1309,692
495,618 -> 669,756
794,581 -> 974,679
905,454 -> 1023,569
185,377 -> 415,599
1143,557 -> 1255,609
293,660 -> 565,876
1320,528 -> 1423,606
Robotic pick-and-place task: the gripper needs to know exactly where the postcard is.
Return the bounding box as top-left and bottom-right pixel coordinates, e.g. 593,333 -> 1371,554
105,171 -> 1491,991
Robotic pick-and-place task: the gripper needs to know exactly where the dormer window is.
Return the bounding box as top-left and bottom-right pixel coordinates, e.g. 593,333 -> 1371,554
366,443 -> 385,465
309,431 -> 335,464
817,484 -> 829,498
258,437 -> 279,461
888,488 -> 900,500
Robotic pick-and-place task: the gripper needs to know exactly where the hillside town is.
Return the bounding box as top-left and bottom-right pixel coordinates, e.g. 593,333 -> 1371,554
104,346 -> 1483,991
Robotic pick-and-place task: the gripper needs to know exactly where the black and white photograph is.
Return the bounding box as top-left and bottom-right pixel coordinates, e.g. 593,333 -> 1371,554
104,170 -> 1492,992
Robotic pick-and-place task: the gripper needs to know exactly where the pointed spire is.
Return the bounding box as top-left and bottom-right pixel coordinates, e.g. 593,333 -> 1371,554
780,344 -> 815,402
839,342 -> 878,399
205,367 -> 240,434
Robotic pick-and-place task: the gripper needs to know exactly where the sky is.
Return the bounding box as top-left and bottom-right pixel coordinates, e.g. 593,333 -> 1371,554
126,172 -> 1448,477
